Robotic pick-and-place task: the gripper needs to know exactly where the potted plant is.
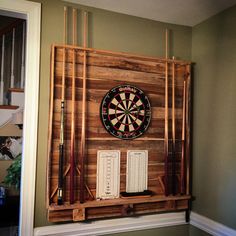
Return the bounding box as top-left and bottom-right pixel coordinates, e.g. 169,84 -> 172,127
3,154 -> 21,192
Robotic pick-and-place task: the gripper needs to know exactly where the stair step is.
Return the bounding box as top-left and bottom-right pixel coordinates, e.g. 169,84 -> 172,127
8,88 -> 24,93
0,105 -> 19,110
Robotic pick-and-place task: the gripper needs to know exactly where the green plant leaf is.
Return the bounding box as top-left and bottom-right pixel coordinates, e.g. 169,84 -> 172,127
3,154 -> 22,189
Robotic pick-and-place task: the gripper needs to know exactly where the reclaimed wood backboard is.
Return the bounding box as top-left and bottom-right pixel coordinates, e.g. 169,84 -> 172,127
47,44 -> 191,222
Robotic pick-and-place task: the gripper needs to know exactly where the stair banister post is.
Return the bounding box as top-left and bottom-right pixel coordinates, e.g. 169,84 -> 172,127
20,22 -> 25,89
0,34 -> 5,105
10,28 -> 15,88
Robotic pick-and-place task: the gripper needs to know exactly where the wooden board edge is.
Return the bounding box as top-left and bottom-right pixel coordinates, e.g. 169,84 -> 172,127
52,44 -> 192,65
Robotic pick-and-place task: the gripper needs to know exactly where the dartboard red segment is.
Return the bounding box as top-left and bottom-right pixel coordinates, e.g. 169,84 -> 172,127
100,85 -> 151,139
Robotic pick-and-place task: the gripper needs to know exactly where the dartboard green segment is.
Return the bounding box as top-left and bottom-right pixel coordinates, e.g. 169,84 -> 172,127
100,85 -> 151,139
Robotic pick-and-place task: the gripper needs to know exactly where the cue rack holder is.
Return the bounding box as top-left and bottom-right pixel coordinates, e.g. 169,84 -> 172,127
46,7 -> 192,222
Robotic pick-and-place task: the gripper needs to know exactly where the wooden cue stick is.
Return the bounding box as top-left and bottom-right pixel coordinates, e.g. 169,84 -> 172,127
57,6 -> 67,205
48,45 -> 55,206
51,165 -> 71,199
69,8 -> 77,204
181,79 -> 186,194
164,29 -> 169,196
172,58 -> 176,195
76,167 -> 94,199
185,65 -> 191,195
80,11 -> 87,203
64,7 -> 67,44
165,29 -> 168,59
72,8 -> 77,45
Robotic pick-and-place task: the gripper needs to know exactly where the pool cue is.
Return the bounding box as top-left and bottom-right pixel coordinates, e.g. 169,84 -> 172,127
80,11 -> 87,203
76,166 -> 94,200
164,29 -> 169,196
57,6 -> 67,205
73,8 -> 77,45
172,58 -> 176,195
185,65 -> 191,195
69,8 -> 77,204
51,164 -> 71,200
180,79 -> 186,194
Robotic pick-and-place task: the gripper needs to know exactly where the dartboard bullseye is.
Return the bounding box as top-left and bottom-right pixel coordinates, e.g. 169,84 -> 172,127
100,85 -> 151,139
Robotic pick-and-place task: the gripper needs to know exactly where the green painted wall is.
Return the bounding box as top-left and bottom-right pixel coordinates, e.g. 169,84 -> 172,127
33,0 -> 192,227
31,0 -> 236,232
192,5 -> 236,229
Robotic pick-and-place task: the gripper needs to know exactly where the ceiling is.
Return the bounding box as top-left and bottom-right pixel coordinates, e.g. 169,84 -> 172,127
65,0 -> 236,26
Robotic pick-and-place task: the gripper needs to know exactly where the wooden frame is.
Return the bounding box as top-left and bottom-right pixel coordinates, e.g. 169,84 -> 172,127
47,43 -> 191,222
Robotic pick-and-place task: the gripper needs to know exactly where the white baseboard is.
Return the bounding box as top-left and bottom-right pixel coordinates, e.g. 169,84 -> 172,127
34,211 -> 236,236
190,212 -> 236,236
34,212 -> 187,236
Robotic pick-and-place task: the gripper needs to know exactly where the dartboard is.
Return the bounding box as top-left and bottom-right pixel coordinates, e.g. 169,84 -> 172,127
100,85 -> 151,139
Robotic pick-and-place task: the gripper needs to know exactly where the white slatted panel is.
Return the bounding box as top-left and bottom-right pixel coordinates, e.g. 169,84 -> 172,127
126,150 -> 148,193
96,150 -> 120,199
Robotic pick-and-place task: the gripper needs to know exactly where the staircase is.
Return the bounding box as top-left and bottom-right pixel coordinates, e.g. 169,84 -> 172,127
0,88 -> 24,127
0,17 -> 26,128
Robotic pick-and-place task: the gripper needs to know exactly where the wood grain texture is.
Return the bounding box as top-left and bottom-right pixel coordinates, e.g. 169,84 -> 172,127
53,44 -> 192,65
69,49 -> 75,204
164,29 -> 170,197
48,196 -> 190,222
185,65 -> 191,195
47,44 -> 192,222
79,11 -> 88,203
181,80 -> 186,194
172,61 -> 176,195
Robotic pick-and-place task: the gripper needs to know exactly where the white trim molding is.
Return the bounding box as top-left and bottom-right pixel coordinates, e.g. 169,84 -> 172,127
190,212 -> 236,236
0,1 -> 41,236
34,211 -> 236,236
34,212 -> 187,236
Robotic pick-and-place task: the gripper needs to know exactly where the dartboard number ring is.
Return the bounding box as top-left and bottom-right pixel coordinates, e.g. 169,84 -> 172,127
100,85 -> 151,139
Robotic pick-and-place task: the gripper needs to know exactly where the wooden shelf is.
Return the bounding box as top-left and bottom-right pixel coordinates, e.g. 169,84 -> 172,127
49,194 -> 191,210
48,194 -> 191,222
